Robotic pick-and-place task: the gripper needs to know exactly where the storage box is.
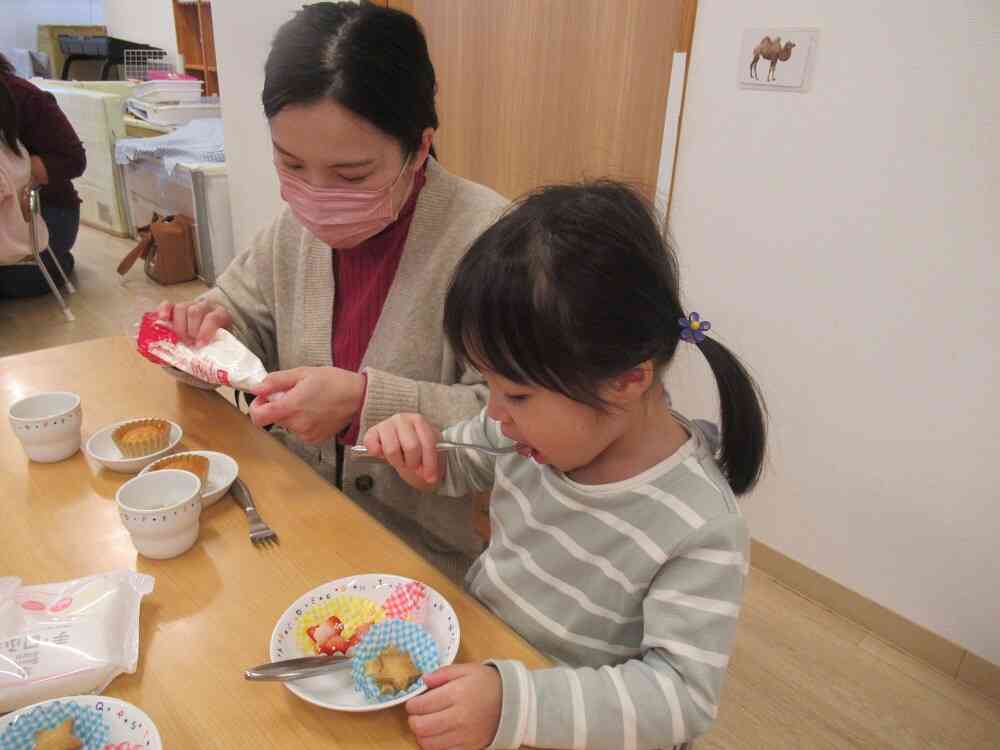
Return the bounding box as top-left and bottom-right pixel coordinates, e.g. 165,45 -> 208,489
33,81 -> 129,236
120,158 -> 235,283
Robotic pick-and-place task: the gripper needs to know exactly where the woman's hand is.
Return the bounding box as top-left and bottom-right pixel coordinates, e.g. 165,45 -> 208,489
248,367 -> 365,445
405,664 -> 502,750
362,413 -> 443,489
29,155 -> 49,187
17,186 -> 31,223
157,300 -> 234,347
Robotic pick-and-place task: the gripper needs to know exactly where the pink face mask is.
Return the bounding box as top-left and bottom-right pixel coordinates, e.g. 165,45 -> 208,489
277,156 -> 413,249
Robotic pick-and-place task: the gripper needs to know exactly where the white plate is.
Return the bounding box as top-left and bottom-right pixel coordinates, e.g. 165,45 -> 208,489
0,694 -> 162,750
84,420 -> 182,474
269,574 -> 460,712
139,450 -> 238,507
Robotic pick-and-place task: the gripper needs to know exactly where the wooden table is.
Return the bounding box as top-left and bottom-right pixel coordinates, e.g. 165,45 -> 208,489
1,337 -> 548,748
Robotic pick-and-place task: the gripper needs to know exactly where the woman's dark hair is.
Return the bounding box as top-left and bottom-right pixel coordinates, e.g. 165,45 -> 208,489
0,52 -> 14,75
0,76 -> 20,155
444,181 -> 767,494
262,1 -> 438,157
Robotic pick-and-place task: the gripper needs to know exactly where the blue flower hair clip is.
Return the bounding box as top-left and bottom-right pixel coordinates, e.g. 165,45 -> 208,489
679,312 -> 711,343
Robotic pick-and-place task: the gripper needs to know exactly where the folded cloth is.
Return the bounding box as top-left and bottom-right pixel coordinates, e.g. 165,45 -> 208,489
115,118 -> 225,174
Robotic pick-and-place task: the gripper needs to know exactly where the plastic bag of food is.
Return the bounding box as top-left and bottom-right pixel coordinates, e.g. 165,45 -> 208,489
135,311 -> 267,390
0,571 -> 154,713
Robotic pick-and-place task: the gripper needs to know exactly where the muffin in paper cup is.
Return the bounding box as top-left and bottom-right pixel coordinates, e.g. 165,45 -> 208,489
112,419 -> 171,458
0,700 -> 109,750
351,619 -> 440,702
147,453 -> 209,485
296,595 -> 385,656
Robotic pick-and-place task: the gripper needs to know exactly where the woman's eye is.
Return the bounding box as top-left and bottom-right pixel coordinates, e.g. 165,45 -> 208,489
506,394 -> 529,403
341,174 -> 369,184
284,163 -> 303,171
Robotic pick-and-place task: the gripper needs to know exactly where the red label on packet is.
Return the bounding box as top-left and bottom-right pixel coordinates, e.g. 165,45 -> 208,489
136,311 -> 226,384
135,312 -> 174,366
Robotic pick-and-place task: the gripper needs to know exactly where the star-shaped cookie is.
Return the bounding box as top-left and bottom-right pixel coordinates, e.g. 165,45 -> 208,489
33,717 -> 83,750
364,646 -> 422,693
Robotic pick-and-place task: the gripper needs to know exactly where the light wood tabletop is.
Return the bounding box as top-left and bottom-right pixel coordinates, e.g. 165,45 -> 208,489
0,336 -> 548,748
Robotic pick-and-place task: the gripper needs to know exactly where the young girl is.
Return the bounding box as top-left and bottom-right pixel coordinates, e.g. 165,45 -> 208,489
363,181 -> 766,750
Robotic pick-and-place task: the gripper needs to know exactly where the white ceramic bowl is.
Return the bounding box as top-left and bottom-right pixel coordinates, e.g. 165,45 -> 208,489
85,418 -> 183,474
139,449 -> 239,507
116,469 -> 202,559
8,391 -> 83,462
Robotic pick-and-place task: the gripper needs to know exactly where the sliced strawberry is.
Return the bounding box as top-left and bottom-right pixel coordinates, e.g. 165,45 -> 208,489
319,633 -> 348,654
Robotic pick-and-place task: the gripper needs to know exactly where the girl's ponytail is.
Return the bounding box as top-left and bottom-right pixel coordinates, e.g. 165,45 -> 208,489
694,337 -> 767,495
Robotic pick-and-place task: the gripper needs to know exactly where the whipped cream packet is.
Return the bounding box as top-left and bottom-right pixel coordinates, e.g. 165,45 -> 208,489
136,311 -> 267,390
0,571 -> 154,713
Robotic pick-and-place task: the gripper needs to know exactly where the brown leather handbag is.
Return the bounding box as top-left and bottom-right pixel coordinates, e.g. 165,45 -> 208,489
118,214 -> 198,285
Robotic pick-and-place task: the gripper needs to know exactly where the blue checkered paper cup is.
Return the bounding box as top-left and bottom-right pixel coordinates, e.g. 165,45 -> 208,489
0,700 -> 110,750
351,619 -> 440,702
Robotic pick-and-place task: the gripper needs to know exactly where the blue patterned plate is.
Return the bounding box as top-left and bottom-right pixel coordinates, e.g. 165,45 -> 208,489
0,696 -> 161,750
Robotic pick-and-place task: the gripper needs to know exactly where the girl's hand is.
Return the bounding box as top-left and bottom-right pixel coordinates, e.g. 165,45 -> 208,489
248,367 -> 365,445
157,300 -> 233,347
405,664 -> 502,750
363,413 -> 443,488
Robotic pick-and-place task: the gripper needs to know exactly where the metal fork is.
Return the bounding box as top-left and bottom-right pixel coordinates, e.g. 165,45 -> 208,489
230,478 -> 278,546
349,440 -> 521,459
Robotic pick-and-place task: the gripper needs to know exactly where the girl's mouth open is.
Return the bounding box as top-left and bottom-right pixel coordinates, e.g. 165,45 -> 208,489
515,443 -> 544,462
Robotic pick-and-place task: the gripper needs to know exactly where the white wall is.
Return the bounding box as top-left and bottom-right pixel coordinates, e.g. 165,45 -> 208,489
0,0 -> 104,64
102,0 -> 177,58
668,1 -> 1000,663
212,0 -> 324,253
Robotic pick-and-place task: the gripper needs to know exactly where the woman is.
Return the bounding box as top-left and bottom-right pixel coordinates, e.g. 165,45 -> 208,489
159,2 -> 506,567
0,53 -> 85,296
1,75 -> 51,280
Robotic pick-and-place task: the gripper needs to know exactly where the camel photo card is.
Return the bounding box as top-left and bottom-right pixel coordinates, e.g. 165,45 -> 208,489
739,28 -> 818,91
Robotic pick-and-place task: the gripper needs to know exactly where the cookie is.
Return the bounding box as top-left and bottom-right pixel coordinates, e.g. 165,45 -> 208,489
364,646 -> 422,694
33,718 -> 83,750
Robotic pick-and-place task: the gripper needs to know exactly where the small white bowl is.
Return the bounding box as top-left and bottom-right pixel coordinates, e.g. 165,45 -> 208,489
116,469 -> 202,559
140,450 -> 239,507
85,419 -> 183,474
8,392 -> 83,462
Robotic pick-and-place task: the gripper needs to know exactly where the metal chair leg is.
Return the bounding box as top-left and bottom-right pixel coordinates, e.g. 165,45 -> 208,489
28,189 -> 74,321
42,247 -> 76,294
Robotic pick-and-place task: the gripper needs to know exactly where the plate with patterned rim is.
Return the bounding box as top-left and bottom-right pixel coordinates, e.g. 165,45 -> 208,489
0,695 -> 161,750
268,574 -> 460,712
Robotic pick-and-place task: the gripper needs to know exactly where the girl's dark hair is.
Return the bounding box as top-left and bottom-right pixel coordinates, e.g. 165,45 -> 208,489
444,181 -> 767,494
0,76 -> 20,155
262,1 -> 438,157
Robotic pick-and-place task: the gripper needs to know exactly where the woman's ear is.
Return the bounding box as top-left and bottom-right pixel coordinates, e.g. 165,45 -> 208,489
416,127 -> 435,169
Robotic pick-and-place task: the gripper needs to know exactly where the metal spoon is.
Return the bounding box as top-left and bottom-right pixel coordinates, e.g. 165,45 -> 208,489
350,441 -> 520,459
244,654 -> 352,682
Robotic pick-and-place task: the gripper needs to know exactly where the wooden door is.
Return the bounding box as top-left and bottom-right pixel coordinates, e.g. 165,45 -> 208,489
389,0 -> 696,201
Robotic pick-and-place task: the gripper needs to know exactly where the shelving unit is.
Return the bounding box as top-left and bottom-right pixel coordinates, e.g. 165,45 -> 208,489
172,0 -> 218,96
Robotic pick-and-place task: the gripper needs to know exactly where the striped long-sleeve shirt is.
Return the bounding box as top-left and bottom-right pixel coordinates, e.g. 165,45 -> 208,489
439,411 -> 749,750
